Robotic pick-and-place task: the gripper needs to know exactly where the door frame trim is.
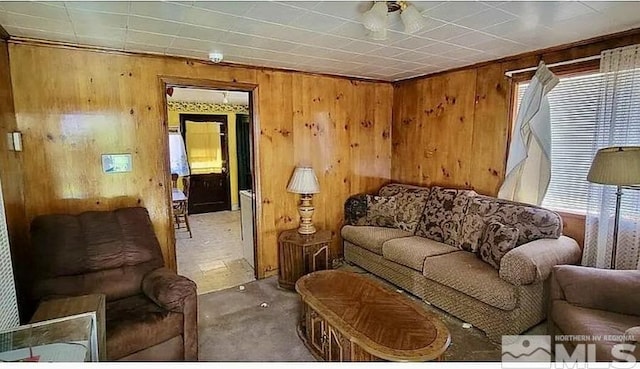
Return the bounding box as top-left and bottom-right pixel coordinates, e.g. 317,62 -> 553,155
159,76 -> 261,278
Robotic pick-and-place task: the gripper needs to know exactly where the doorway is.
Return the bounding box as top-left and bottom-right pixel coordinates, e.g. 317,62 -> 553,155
164,83 -> 257,295
179,113 -> 231,214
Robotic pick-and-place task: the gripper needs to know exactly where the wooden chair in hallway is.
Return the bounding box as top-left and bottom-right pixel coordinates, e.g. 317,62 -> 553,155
172,173 -> 192,238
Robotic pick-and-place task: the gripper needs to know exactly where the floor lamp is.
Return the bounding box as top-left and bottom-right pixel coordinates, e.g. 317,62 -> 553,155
587,146 -> 640,269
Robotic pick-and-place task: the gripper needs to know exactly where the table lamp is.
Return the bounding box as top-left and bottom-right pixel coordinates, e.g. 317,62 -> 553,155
587,146 -> 640,269
287,167 -> 320,235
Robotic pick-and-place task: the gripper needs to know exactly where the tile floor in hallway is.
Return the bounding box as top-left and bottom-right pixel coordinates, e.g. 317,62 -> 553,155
176,210 -> 256,295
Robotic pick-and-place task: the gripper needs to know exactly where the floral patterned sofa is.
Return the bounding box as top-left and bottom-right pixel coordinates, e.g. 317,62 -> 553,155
342,183 -> 581,341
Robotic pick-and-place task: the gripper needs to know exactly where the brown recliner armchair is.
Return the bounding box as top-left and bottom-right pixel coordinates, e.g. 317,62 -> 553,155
29,207 -> 198,361
548,265 -> 640,361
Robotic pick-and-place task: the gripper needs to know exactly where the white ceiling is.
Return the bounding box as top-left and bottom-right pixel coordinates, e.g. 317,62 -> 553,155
1,1 -> 640,81
168,87 -> 249,104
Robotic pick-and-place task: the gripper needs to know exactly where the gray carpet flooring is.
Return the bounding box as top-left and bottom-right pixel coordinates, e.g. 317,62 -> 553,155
197,264 -> 545,361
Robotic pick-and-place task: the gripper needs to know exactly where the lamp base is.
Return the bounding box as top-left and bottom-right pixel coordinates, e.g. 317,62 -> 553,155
297,194 -> 316,235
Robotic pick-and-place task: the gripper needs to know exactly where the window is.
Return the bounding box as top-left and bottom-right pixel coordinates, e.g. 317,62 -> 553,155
515,68 -> 640,214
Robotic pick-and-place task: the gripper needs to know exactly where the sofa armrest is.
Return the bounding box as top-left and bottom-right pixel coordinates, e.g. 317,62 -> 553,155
344,194 -> 369,226
142,267 -> 197,313
550,265 -> 640,316
499,236 -> 581,285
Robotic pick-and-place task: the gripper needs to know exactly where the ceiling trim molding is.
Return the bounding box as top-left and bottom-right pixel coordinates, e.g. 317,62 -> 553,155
7,36 -> 392,85
394,26 -> 640,85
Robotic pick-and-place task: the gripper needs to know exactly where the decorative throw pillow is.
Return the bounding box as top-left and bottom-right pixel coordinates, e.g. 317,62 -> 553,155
365,195 -> 397,228
478,222 -> 520,270
378,184 -> 431,233
415,187 -> 475,247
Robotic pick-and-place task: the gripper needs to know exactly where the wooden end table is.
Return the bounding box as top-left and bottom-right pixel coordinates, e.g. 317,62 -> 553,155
30,294 -> 106,361
278,229 -> 332,290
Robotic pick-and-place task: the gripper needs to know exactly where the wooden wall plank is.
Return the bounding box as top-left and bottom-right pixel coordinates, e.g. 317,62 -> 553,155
7,43 -> 392,287
256,70 -> 295,276
558,212 -> 585,249
0,40 -> 28,320
391,77 -> 420,184
469,63 -> 510,196
392,69 -> 477,189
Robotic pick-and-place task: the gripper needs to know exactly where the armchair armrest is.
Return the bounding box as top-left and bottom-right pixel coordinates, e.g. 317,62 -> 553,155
550,265 -> 640,316
499,236 -> 581,285
344,194 -> 369,226
142,267 -> 196,313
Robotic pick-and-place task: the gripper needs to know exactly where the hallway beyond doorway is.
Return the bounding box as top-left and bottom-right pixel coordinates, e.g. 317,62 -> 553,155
176,211 -> 255,295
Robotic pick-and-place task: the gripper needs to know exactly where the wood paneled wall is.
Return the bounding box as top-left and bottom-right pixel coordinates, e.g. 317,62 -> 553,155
0,40 -> 28,320
391,29 -> 640,247
7,42 -> 392,279
392,64 -> 509,196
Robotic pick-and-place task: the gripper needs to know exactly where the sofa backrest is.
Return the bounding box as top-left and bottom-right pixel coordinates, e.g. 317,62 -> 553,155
414,186 -> 477,247
458,195 -> 563,252
30,207 -> 165,301
378,183 -> 430,233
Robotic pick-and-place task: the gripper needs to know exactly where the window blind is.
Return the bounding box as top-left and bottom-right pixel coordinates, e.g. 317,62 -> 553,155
516,68 -> 640,214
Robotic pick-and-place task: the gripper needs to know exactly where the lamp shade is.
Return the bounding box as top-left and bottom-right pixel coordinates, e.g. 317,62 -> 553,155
287,167 -> 320,194
400,4 -> 427,34
587,146 -> 640,185
362,1 -> 388,32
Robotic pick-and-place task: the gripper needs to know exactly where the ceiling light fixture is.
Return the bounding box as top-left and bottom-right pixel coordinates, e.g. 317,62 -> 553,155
362,1 -> 427,39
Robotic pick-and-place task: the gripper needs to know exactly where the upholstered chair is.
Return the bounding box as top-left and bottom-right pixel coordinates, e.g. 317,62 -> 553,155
548,265 -> 640,361
29,207 -> 198,361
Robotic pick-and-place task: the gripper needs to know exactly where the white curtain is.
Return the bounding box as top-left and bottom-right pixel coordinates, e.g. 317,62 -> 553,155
499,61 -> 559,205
583,45 -> 640,270
169,133 -> 190,177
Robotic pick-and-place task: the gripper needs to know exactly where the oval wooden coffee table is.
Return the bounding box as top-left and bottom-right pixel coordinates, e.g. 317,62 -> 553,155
295,270 -> 450,361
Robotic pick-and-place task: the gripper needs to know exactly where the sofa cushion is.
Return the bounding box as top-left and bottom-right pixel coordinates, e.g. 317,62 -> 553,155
106,294 -> 183,360
415,186 -> 476,247
423,251 -> 518,310
552,301 -> 640,361
458,195 -> 562,252
365,195 -> 397,228
381,236 -> 459,271
478,222 -> 519,270
378,183 -> 431,233
341,226 -> 412,255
